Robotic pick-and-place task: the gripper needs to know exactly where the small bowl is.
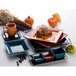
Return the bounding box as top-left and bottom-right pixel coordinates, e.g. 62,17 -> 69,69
51,47 -> 65,59
42,51 -> 54,61
32,53 -> 44,63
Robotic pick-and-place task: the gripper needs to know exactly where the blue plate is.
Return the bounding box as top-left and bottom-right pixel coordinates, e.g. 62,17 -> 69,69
5,39 -> 29,55
51,47 -> 66,59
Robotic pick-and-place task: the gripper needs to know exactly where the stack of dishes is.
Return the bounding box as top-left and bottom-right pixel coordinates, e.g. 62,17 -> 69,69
24,26 -> 69,65
24,26 -> 69,48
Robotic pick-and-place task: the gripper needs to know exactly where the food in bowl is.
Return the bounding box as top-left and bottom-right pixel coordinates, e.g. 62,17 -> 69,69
37,25 -> 52,36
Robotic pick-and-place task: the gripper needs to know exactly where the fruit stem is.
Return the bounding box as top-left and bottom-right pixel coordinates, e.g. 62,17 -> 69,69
52,18 -> 54,21
28,16 -> 30,19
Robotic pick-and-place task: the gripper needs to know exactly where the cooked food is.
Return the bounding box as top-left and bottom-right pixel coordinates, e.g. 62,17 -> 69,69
37,25 -> 52,36
36,33 -> 42,38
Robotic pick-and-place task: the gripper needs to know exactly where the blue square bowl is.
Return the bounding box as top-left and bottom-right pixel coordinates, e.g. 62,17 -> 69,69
51,47 -> 66,59
5,39 -> 29,55
31,53 -> 44,63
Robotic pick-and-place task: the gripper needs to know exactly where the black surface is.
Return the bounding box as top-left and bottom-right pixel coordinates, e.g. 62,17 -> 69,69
28,38 -> 69,50
52,47 -> 65,54
2,32 -> 21,41
29,40 -> 46,49
29,55 -> 67,65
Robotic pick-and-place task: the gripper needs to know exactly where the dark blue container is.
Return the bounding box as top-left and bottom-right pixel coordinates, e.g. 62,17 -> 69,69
51,47 -> 66,59
32,53 -> 44,63
5,39 -> 29,55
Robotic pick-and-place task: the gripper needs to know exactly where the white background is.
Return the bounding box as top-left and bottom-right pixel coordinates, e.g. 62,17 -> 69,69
0,0 -> 76,76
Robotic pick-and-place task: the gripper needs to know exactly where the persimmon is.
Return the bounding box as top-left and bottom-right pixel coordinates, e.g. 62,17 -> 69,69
65,39 -> 75,53
24,16 -> 34,26
66,45 -> 75,53
53,13 -> 61,22
48,17 -> 58,26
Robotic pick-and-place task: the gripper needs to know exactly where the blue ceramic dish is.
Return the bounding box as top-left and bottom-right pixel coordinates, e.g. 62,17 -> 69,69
51,47 -> 66,59
5,39 -> 29,55
32,53 -> 44,63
